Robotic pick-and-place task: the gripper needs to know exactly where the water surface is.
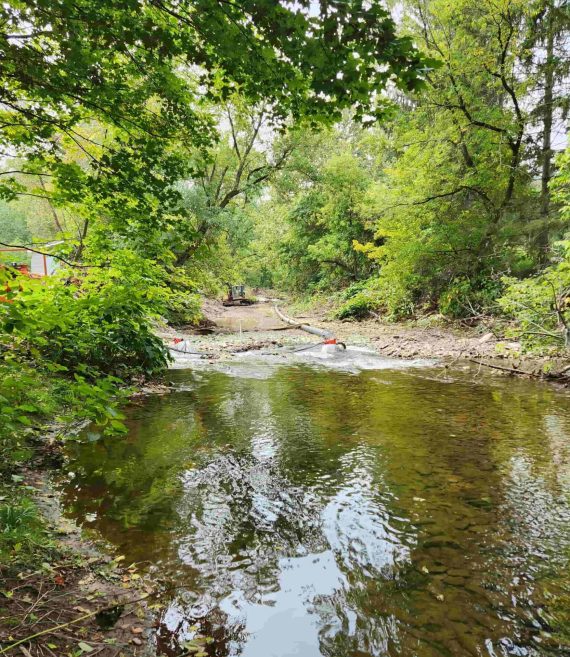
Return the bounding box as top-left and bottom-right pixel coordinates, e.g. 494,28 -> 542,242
59,364 -> 570,656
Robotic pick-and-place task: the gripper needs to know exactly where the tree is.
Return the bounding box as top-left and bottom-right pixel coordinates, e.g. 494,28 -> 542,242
349,0 -> 568,317
241,126 -> 379,292
0,0 -> 432,252
523,0 -> 570,261
498,147 -> 569,353
172,100 -> 299,267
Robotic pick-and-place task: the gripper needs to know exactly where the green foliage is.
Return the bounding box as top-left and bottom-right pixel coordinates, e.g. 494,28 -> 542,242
552,148 -> 570,225
0,349 -> 130,476
497,150 -> 570,352
251,140 -> 378,293
0,362 -> 56,471
439,277 -> 503,320
0,249 -> 175,483
0,497 -> 49,563
162,270 -> 203,327
498,242 -> 570,352
0,202 -> 30,264
334,282 -> 382,320
0,0 -> 431,249
317,0 -> 567,321
1,254 -> 170,378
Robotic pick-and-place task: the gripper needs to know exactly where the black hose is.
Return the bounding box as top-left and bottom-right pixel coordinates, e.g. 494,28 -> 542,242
289,342 -> 323,353
168,346 -> 209,356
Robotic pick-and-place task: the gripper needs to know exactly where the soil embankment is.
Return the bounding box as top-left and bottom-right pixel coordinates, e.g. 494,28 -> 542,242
1,468 -> 158,656
299,311 -> 569,378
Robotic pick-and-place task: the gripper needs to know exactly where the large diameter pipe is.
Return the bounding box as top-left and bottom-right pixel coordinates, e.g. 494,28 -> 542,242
273,305 -> 334,340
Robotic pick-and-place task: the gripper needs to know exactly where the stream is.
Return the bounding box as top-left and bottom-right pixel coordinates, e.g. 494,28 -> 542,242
57,355 -> 570,657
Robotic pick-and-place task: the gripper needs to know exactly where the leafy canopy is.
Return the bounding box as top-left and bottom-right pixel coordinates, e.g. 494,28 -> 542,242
0,0 -> 433,242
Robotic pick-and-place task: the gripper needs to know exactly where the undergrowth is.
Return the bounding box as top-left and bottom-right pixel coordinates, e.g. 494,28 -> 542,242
0,252 -> 172,570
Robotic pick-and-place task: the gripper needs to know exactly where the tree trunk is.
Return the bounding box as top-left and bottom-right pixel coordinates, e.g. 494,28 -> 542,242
537,1 -> 555,263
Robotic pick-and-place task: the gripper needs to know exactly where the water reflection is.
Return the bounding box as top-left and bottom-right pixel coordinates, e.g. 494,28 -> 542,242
58,366 -> 570,657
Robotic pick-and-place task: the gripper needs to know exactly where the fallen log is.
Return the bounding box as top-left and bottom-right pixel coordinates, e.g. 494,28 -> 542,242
469,358 -> 539,378
469,358 -> 570,381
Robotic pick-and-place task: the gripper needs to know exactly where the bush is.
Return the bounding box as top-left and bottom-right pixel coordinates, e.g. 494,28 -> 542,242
439,276 -> 503,319
498,242 -> 570,353
334,282 -> 381,320
0,249 -> 172,475
161,270 -> 203,326
1,251 -> 170,379
0,497 -> 52,563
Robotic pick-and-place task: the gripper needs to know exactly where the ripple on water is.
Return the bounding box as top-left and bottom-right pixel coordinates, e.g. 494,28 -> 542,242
57,364 -> 570,657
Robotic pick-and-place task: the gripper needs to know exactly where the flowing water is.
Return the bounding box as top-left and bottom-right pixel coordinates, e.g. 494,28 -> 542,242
58,361 -> 570,657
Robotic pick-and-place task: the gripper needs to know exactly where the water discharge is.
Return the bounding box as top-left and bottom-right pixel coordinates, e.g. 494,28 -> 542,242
57,362 -> 570,657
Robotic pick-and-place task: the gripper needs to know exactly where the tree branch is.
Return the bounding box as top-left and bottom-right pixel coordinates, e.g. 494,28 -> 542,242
0,242 -> 103,269
373,185 -> 494,218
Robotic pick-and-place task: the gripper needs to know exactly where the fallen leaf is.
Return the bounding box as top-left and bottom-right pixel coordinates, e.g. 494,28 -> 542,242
77,641 -> 93,653
131,637 -> 142,646
131,627 -> 144,634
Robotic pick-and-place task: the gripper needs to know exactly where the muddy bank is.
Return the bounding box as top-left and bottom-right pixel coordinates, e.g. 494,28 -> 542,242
0,466 -> 158,656
307,315 -> 569,379
156,298 -> 314,360
163,298 -> 568,380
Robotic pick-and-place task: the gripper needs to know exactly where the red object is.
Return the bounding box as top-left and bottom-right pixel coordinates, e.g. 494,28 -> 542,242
173,337 -> 183,344
323,338 -> 337,345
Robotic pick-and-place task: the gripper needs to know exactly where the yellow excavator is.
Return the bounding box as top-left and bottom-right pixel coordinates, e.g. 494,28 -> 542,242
223,284 -> 255,306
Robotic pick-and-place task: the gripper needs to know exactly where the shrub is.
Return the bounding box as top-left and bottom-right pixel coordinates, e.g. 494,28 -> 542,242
1,252 -> 170,379
439,276 -> 503,319
0,497 -> 49,562
498,242 -> 570,353
334,282 -> 381,320
161,270 -> 203,326
0,249 -> 172,471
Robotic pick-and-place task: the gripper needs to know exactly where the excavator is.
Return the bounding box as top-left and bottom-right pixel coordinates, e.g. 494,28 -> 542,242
223,284 -> 255,307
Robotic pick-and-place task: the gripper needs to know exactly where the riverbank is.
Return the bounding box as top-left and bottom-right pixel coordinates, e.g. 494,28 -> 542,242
294,311 -> 570,379
0,422 -> 161,656
185,297 -> 569,381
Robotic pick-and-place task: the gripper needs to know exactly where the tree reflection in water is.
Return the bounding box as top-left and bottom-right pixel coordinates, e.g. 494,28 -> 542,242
59,365 -> 570,657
